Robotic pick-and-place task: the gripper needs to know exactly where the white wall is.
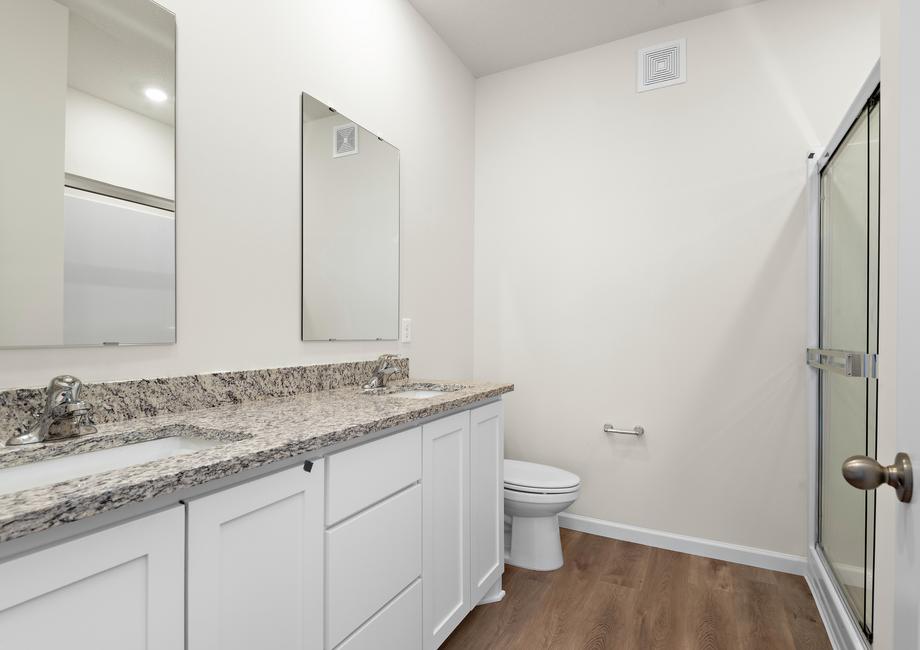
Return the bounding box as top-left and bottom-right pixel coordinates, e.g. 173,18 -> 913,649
474,0 -> 879,556
0,0 -> 475,390
65,87 -> 175,200
0,0 -> 68,347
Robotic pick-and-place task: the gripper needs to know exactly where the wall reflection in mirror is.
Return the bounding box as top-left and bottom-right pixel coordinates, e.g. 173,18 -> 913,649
0,0 -> 176,347
301,93 -> 399,341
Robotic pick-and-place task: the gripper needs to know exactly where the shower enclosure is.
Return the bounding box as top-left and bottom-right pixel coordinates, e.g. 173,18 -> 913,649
806,64 -> 880,648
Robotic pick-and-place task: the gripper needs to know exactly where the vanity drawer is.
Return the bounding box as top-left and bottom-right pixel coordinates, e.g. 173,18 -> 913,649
326,427 -> 421,525
335,579 -> 422,650
326,484 -> 422,648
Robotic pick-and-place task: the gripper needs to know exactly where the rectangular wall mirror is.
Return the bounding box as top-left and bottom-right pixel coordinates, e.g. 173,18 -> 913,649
301,93 -> 400,341
0,0 -> 176,348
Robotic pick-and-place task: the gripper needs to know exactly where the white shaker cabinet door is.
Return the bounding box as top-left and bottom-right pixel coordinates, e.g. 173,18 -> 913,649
187,461 -> 325,650
0,505 -> 185,650
469,401 -> 504,604
422,411 -> 471,650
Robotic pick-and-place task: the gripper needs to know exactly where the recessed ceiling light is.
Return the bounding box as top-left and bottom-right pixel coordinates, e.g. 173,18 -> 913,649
144,87 -> 168,103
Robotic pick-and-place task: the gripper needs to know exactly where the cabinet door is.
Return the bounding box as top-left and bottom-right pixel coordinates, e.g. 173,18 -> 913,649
422,411 -> 470,650
187,461 -> 324,650
0,506 -> 184,650
469,401 -> 504,604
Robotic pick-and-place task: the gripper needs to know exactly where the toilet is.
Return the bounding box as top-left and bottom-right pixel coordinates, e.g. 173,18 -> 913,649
503,459 -> 580,571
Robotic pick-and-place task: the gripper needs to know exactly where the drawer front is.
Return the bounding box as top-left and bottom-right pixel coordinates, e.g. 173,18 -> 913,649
335,579 -> 422,650
326,427 -> 421,526
326,484 -> 422,648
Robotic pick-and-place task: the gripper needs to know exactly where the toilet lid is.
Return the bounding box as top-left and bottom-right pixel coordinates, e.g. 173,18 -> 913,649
504,459 -> 580,491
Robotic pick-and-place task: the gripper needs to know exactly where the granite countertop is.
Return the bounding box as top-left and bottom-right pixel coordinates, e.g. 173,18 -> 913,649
0,379 -> 513,544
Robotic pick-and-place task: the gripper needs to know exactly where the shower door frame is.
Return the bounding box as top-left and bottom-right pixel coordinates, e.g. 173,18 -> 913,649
805,60 -> 880,650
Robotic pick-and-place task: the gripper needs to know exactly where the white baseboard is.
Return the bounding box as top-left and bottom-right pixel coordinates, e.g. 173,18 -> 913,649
805,548 -> 868,650
558,513 -> 806,576
827,562 -> 865,589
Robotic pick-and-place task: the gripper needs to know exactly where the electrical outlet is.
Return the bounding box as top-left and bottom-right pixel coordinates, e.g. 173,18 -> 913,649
400,318 -> 412,343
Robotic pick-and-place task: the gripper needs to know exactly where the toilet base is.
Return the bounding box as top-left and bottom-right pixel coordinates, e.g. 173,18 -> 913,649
506,514 -> 564,571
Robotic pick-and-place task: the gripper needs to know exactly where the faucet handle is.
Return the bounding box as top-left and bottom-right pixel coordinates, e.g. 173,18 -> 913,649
51,400 -> 91,418
374,354 -> 399,370
45,375 -> 83,406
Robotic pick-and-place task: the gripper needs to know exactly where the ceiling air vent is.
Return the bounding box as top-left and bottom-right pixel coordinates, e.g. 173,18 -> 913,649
333,122 -> 358,157
637,39 -> 686,93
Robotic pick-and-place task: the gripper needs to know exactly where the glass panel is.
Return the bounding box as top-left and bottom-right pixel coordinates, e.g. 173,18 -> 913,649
817,90 -> 879,638
820,371 -> 869,622
820,108 -> 869,351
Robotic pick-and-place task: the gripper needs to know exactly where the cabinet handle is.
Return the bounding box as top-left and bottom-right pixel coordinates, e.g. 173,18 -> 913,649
303,460 -> 314,473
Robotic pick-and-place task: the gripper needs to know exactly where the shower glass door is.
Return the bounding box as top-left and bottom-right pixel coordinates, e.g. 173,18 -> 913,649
813,88 -> 880,639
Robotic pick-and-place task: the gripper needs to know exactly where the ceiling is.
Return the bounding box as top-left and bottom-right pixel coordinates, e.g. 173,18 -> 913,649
63,0 -> 175,126
408,0 -> 763,77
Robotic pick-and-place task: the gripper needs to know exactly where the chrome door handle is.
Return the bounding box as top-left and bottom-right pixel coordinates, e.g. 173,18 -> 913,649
842,453 -> 913,503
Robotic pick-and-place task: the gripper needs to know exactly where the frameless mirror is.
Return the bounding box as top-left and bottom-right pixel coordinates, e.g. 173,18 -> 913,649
301,93 -> 399,341
0,0 -> 176,348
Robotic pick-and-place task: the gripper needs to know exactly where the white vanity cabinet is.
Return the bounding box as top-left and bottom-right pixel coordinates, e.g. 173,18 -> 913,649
0,398 -> 505,650
469,401 -> 505,604
186,461 -> 325,650
324,427 -> 423,649
323,401 -> 506,650
422,411 -> 471,649
421,402 -> 505,650
0,506 -> 185,650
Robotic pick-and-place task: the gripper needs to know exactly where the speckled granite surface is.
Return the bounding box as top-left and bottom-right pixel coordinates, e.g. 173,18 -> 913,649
0,358 -> 409,436
0,376 -> 512,543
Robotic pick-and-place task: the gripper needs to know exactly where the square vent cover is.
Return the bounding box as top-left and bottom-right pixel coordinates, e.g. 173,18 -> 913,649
333,122 -> 358,157
637,38 -> 686,93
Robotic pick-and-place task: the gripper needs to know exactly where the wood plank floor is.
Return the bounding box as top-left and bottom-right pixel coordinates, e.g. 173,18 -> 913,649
442,529 -> 831,650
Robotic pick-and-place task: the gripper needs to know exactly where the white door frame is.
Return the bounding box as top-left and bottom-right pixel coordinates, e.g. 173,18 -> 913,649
875,2 -> 920,648
805,60 -> 880,650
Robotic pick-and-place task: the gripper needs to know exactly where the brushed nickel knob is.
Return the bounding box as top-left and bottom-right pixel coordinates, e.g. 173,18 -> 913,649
842,453 -> 913,503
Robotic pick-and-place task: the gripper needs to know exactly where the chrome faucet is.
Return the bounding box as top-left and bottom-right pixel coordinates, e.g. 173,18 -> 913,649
5,375 -> 97,446
362,354 -> 400,390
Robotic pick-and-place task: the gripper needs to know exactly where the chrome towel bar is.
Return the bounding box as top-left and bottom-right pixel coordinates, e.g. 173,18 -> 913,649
603,424 -> 644,436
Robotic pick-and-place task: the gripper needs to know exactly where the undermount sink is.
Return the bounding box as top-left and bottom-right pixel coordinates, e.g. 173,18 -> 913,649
0,434 -> 227,496
390,390 -> 447,399
371,382 -> 466,399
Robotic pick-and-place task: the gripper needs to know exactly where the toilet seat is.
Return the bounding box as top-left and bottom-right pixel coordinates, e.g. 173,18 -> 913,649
504,459 -> 580,495
505,484 -> 580,495
504,486 -> 580,505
